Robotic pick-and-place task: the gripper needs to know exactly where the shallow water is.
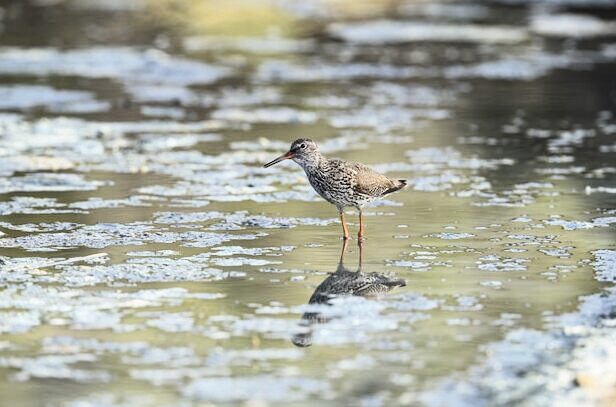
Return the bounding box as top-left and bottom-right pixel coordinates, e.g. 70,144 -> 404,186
0,1 -> 615,406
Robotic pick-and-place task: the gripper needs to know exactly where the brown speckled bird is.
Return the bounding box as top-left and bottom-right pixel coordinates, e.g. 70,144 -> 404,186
264,138 -> 406,240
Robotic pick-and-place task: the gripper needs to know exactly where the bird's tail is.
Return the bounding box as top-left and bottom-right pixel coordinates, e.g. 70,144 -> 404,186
383,179 -> 407,195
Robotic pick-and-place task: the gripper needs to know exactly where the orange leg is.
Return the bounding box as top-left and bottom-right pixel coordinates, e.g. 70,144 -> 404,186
357,238 -> 364,270
339,237 -> 349,265
357,210 -> 364,241
339,211 -> 350,240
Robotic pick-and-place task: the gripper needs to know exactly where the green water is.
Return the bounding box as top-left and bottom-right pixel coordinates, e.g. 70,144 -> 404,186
0,1 -> 614,405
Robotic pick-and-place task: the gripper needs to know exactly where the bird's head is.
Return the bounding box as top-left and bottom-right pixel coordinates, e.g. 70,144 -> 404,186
263,138 -> 319,168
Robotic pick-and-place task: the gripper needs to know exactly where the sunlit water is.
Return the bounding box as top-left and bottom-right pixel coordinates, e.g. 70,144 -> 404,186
0,1 -> 615,406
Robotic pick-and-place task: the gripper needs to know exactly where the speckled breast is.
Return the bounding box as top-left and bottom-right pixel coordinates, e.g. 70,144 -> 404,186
304,165 -> 370,209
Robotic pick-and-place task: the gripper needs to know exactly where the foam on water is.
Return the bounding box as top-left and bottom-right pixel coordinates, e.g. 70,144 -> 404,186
398,2 -> 491,20
181,375 -> 330,402
329,20 -> 529,44
0,85 -> 109,112
0,47 -> 231,91
255,60 -> 430,82
183,35 -> 314,54
0,173 -> 108,194
212,107 -> 318,123
531,13 -> 616,38
0,220 -> 262,251
422,249 -> 616,406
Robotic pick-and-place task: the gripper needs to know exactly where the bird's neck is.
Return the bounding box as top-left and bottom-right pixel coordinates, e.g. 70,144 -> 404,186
297,152 -> 324,173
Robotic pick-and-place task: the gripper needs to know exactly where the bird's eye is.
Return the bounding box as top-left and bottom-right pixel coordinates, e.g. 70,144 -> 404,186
300,143 -> 306,149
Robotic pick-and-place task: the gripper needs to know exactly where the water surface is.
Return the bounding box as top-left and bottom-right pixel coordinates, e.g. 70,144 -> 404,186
0,1 -> 615,405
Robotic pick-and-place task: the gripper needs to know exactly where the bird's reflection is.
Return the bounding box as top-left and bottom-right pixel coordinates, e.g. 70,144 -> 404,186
292,240 -> 406,347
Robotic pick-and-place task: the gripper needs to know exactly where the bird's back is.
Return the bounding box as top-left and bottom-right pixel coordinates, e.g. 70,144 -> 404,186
304,157 -> 406,209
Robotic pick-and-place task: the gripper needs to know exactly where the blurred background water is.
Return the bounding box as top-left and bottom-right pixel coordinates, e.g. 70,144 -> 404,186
0,0 -> 615,406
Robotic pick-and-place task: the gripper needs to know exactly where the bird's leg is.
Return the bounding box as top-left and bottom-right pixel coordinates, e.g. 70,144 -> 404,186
357,238 -> 364,270
338,237 -> 349,266
357,210 -> 364,241
339,211 -> 350,240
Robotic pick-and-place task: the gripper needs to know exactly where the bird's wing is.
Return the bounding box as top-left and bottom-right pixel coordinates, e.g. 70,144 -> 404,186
352,163 -> 397,197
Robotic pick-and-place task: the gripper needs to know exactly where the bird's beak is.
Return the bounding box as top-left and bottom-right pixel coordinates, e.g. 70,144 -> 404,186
263,151 -> 295,168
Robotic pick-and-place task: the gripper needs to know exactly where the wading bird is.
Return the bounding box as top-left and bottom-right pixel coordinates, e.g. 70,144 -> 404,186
264,138 -> 406,240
